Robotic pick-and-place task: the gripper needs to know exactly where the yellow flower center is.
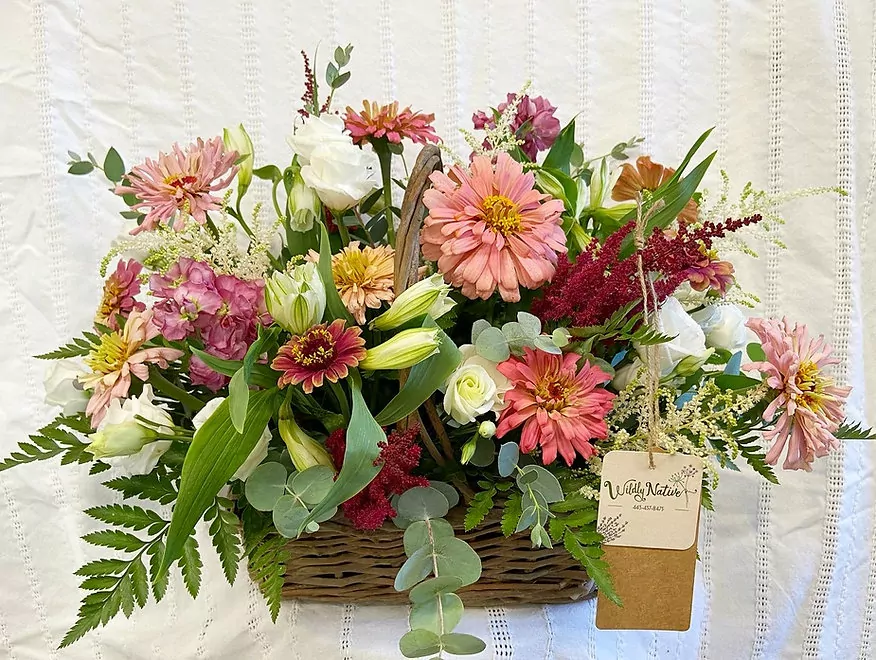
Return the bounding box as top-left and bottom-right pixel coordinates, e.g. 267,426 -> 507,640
535,376 -> 572,412
481,195 -> 522,236
86,332 -> 129,375
794,360 -> 833,413
289,327 -> 336,368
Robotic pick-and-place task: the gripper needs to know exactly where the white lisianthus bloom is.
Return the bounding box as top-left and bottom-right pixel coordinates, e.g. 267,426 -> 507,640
223,123 -> 254,190
690,304 -> 750,354
287,168 -> 321,232
287,114 -> 352,165
301,141 -> 380,212
441,345 -> 511,425
672,281 -> 711,310
265,263 -> 326,334
612,359 -> 642,391
641,297 -> 712,378
43,359 -> 90,416
193,397 -> 271,481
86,386 -> 173,475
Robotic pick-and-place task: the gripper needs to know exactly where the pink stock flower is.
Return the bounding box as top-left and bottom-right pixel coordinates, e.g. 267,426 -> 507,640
344,101 -> 439,146
95,259 -> 146,330
472,93 -> 561,160
115,137 -> 238,234
496,348 -> 616,466
80,309 -> 184,427
271,320 -> 366,394
420,153 -> 566,302
743,318 -> 850,471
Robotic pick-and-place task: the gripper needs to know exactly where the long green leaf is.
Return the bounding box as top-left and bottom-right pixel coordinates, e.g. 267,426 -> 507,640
317,222 -> 355,324
190,348 -> 277,388
160,389 -> 278,573
228,327 -> 280,433
665,127 -> 713,186
542,119 -> 576,173
375,324 -> 461,426
300,372 -> 384,532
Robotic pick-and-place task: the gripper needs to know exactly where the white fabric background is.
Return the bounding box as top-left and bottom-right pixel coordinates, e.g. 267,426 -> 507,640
0,0 -> 874,658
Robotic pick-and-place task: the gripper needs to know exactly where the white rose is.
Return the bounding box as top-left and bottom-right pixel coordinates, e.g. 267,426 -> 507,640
193,398 -> 271,480
301,141 -> 379,212
43,359 -> 90,416
91,386 -> 174,476
642,297 -> 712,378
286,114 -> 351,166
612,359 -> 642,391
441,345 -> 511,425
690,304 -> 750,354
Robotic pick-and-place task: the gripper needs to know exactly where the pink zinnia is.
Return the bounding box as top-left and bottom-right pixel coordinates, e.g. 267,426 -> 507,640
420,153 -> 566,302
743,317 -> 851,471
95,259 -> 146,330
80,309 -> 184,427
271,320 -> 366,394
344,101 -> 439,146
496,348 -> 616,466
685,248 -> 735,294
115,137 -> 238,234
472,93 -> 561,160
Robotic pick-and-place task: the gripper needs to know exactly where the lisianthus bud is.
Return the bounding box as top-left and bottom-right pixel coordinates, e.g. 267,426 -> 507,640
43,359 -> 89,416
223,123 -> 254,192
370,274 -> 454,330
288,167 -> 321,232
358,327 -> 441,371
478,420 -> 497,438
86,421 -> 160,459
278,403 -> 335,472
265,263 -> 326,334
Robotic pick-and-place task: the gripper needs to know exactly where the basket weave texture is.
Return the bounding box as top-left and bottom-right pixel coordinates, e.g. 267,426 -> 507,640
279,145 -> 593,606
281,508 -> 596,605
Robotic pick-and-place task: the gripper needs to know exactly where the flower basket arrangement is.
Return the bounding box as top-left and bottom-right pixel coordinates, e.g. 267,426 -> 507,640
4,44 -> 873,658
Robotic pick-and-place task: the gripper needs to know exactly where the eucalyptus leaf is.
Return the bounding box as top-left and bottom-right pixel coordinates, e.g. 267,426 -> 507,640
408,576 -> 464,605
403,519 -> 455,556
394,547 -> 433,591
440,632 -> 487,655
410,593 -> 463,634
533,335 -> 562,354
68,161 -> 94,175
399,629 -> 442,658
517,312 -> 541,337
470,435 -> 496,467
747,342 -> 766,362
272,495 -> 310,538
517,465 -> 564,503
470,319 -> 492,344
531,524 -> 552,548
433,537 -> 481,586
516,506 -> 537,532
498,442 -> 519,478
244,462 -> 288,512
103,147 -> 125,182
397,487 -> 450,521
475,326 -> 510,362
288,465 -> 335,505
428,481 -> 460,510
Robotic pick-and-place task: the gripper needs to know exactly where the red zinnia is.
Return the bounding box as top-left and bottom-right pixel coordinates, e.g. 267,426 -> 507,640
270,320 -> 366,393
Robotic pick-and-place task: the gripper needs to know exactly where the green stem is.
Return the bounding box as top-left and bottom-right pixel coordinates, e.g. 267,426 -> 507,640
376,146 -> 395,247
352,207 -> 376,246
271,178 -> 285,220
148,366 -> 205,411
328,380 -> 351,422
333,209 -> 352,245
204,215 -> 221,240
228,202 -> 255,238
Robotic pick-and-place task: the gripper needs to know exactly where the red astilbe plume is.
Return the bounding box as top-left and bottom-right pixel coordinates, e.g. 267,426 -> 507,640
534,215 -> 762,328
325,426 -> 430,530
299,50 -> 317,118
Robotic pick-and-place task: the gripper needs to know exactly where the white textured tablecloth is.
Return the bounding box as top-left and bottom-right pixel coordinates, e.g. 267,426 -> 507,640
1,1 -> 874,658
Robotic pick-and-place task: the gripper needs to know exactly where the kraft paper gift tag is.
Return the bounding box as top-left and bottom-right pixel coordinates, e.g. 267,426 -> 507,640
595,450 -> 703,631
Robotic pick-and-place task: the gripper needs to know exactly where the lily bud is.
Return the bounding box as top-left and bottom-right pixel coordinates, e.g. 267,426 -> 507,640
265,263 -> 326,334
287,167 -> 321,232
223,124 -> 254,194
86,421 -> 159,459
370,274 -> 454,330
359,327 -> 442,371
278,403 -> 335,473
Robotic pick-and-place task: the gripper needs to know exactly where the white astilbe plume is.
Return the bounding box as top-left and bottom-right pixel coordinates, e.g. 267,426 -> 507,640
697,169 -> 845,258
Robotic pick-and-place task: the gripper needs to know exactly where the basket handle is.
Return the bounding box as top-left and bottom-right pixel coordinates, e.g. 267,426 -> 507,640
394,144 -> 443,294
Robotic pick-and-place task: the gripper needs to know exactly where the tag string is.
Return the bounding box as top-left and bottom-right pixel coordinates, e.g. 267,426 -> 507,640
634,193 -> 665,470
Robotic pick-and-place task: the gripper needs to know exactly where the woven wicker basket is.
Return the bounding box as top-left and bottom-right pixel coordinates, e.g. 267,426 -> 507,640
279,145 -> 593,606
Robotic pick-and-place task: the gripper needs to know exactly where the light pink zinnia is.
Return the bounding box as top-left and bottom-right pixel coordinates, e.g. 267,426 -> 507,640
80,309 -> 184,426
496,348 -> 616,466
115,137 -> 238,234
420,152 -> 566,302
95,259 -> 146,330
743,317 -> 851,471
344,101 -> 439,146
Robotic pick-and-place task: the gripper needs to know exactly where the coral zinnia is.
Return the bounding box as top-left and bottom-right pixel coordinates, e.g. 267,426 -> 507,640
115,137 -> 238,234
743,318 -> 850,471
271,320 -> 366,393
496,348 -> 615,466
308,242 -> 395,325
344,101 -> 439,146
612,155 -> 698,225
80,309 -> 184,427
95,259 -> 146,330
685,246 -> 735,294
420,153 -> 566,302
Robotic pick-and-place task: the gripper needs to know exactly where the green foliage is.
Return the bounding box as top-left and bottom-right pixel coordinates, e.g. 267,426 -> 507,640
103,147 -> 126,183
835,420 -> 876,440
570,301 -> 673,348
317,222 -> 355,323
205,497 -> 242,585
85,504 -> 165,532
563,532 -> 621,606
500,492 -> 523,537
542,119 -> 576,174
463,486 -> 496,532
103,471 -> 177,505
0,414 -> 95,472
35,332 -> 100,359
179,536 -> 203,599
247,532 -> 291,622
735,435 -> 779,485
